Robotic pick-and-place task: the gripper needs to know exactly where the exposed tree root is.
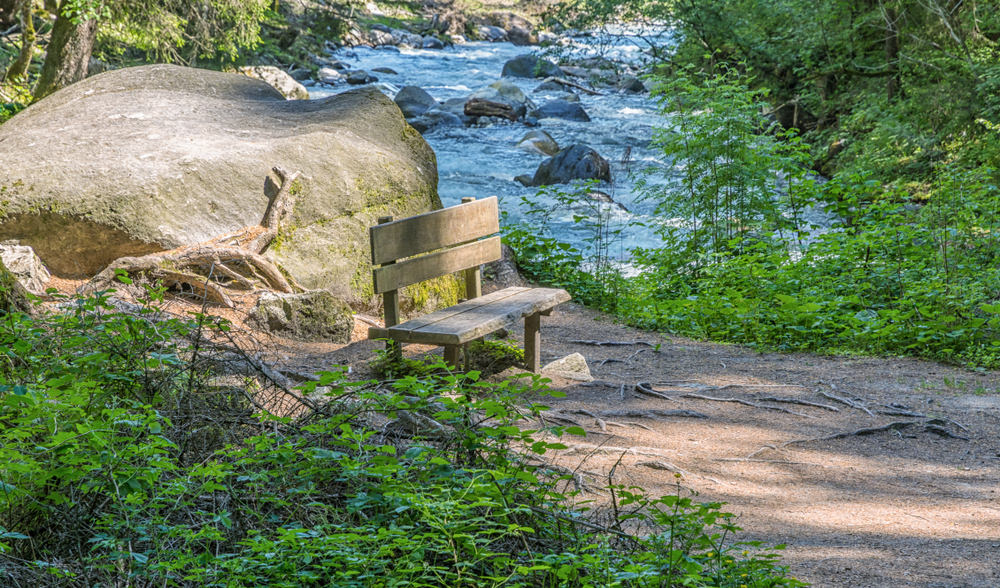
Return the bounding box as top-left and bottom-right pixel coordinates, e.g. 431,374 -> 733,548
681,393 -> 815,418
634,382 -> 677,401
753,395 -> 840,412
569,339 -> 657,347
81,167 -> 302,306
600,408 -> 709,420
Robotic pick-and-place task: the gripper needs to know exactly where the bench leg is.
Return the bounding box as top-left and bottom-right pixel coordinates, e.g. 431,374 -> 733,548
524,312 -> 541,373
443,345 -> 462,369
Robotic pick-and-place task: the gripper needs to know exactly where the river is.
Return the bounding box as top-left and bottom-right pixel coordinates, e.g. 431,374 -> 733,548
310,29 -> 673,258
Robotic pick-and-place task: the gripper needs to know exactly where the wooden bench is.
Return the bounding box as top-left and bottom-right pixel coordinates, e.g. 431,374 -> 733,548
366,196 -> 570,372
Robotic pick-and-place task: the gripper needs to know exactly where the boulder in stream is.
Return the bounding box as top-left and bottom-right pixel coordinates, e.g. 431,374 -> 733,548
516,129 -> 560,156
409,109 -> 464,133
527,144 -> 611,186
530,99 -> 590,122
346,70 -> 378,85
501,54 -> 563,79
394,85 -> 438,119
0,65 -> 449,310
468,80 -> 533,119
0,242 -> 50,295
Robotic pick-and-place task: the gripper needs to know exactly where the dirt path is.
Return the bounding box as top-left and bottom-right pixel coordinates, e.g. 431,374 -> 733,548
302,302 -> 1000,587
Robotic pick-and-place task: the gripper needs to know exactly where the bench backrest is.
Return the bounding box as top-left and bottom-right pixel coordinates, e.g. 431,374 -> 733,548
370,196 -> 502,327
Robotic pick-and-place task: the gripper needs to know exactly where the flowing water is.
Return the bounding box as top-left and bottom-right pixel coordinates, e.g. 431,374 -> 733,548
311,30 -> 674,258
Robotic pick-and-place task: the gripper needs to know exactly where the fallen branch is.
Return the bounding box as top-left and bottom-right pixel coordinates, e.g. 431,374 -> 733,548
681,393 -> 814,418
713,458 -> 820,466
538,76 -> 605,96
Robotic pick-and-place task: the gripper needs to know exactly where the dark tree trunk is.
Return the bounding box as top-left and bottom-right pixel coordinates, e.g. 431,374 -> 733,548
0,0 -> 17,28
6,0 -> 36,81
885,7 -> 901,100
33,1 -> 97,100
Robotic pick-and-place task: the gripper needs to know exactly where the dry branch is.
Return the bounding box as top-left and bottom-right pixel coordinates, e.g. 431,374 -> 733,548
538,76 -> 605,95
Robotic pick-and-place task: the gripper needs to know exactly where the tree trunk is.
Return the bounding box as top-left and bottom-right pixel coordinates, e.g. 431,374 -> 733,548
6,0 -> 36,81
33,0 -> 97,100
0,0 -> 17,27
884,6 -> 901,101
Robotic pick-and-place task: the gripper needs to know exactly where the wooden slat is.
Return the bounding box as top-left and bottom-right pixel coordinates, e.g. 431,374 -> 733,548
397,287 -> 530,331
370,196 -> 500,265
372,236 -> 502,294
385,287 -> 570,345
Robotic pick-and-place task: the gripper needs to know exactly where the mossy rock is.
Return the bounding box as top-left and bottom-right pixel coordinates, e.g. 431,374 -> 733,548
0,64 -> 446,310
0,257 -> 30,315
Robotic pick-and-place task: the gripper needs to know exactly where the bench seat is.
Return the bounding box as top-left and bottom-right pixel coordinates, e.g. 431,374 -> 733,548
369,286 -> 570,370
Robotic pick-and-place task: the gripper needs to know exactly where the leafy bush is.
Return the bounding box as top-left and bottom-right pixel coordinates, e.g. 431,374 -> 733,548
0,292 -> 801,586
503,68 -> 1000,369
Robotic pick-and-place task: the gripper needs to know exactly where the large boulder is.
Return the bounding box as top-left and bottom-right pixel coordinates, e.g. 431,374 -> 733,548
527,144 -> 611,186
0,64 -> 448,310
501,54 -> 563,79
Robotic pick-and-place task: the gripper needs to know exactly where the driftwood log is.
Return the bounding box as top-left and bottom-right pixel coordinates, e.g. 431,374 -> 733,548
81,167 -> 302,306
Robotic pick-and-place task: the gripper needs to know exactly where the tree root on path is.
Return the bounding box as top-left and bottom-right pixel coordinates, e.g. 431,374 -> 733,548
681,392 -> 816,418
80,167 -> 303,306
748,419 -> 970,459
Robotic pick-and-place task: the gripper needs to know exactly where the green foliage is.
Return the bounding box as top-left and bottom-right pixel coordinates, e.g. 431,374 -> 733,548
95,0 -> 271,65
503,181 -> 629,313
0,293 -> 799,586
640,66 -> 817,267
505,67 -> 1000,369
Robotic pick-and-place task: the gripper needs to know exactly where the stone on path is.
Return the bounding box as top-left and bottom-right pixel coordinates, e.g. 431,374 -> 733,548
542,352 -> 593,382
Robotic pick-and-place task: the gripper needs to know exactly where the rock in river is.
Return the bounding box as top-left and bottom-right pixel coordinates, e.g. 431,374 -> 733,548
527,144 -> 611,186
530,99 -> 590,122
501,54 -> 563,79
394,85 -> 438,119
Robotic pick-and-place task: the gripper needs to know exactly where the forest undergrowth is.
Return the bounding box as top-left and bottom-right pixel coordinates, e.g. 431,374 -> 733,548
0,282 -> 800,586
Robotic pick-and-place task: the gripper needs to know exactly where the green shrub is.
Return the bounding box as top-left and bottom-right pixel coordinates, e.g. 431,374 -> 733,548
0,292 -> 801,586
